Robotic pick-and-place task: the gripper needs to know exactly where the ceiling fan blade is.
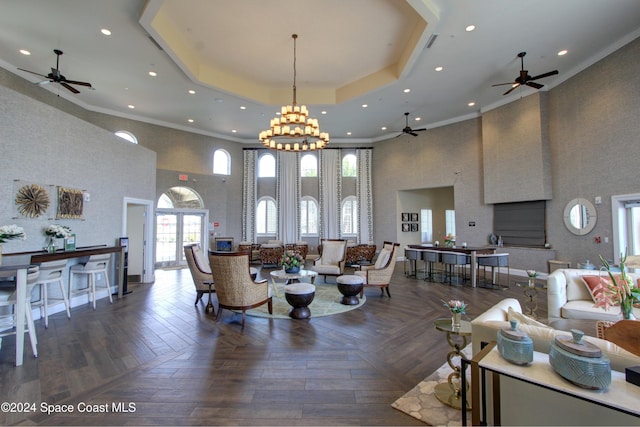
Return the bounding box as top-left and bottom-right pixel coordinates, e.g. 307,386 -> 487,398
37,80 -> 52,86
65,80 -> 93,88
409,132 -> 418,137
530,70 -> 558,81
17,68 -> 49,79
492,82 -> 515,87
502,84 -> 520,95
413,128 -> 427,132
61,82 -> 80,94
526,81 -> 544,90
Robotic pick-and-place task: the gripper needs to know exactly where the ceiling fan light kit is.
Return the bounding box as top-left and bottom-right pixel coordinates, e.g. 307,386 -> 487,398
397,112 -> 427,137
18,49 -> 93,94
491,51 -> 558,96
258,34 -> 329,152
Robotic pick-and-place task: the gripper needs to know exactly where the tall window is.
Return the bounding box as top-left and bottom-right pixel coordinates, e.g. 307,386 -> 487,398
258,153 -> 276,177
300,197 -> 318,235
342,196 -> 358,235
445,209 -> 456,237
342,154 -> 357,177
301,154 -> 317,177
421,209 -> 433,243
256,197 -> 277,235
213,149 -> 230,175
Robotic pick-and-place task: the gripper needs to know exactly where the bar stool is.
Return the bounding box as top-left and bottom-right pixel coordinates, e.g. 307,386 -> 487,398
477,253 -> 510,289
0,266 -> 40,359
440,251 -> 469,285
404,248 -> 419,277
32,259 -> 71,328
422,249 -> 441,282
69,253 -> 112,309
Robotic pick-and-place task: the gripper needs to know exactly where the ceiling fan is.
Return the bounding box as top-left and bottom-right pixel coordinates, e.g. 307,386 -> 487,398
396,112 -> 427,137
492,52 -> 558,96
18,49 -> 93,94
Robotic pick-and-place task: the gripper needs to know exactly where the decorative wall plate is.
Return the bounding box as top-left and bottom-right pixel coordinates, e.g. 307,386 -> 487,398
15,184 -> 50,218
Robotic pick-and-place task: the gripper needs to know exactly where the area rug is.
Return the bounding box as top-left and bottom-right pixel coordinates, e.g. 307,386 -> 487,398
391,346 -> 472,426
244,282 -> 366,319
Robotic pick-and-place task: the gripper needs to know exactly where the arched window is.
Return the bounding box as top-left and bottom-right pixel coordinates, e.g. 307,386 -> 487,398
300,197 -> 318,235
258,153 -> 276,177
300,154 -> 317,177
213,149 -> 230,175
157,187 -> 204,209
256,197 -> 277,235
115,130 -> 137,144
341,196 -> 358,235
342,154 -> 357,177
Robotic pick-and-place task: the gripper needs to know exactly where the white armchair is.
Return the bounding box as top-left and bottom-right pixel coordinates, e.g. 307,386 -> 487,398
311,239 -> 347,280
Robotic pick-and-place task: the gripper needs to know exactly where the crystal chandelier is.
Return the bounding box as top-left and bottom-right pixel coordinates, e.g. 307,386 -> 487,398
258,34 -> 329,151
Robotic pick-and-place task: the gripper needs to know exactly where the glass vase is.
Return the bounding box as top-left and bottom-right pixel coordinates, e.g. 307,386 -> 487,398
621,298 -> 636,320
46,236 -> 57,253
451,312 -> 461,328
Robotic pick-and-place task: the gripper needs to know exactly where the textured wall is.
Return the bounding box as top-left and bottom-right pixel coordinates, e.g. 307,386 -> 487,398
0,86 -> 156,254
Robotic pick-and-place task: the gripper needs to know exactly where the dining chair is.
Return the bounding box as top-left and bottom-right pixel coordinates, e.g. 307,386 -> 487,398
69,253 -> 112,309
32,259 -> 71,328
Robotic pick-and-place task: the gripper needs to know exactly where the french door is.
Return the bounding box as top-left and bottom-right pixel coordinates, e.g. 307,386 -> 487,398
155,209 -> 208,268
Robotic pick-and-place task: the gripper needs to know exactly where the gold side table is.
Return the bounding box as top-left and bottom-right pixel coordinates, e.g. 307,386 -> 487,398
433,318 -> 472,410
515,280 -> 547,320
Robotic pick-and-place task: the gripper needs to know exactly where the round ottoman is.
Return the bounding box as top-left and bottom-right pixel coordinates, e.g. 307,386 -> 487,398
336,274 -> 364,305
284,283 -> 316,319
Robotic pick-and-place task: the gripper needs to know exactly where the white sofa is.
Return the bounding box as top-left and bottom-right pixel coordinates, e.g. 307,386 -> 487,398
470,298 -> 640,372
547,268 -> 640,323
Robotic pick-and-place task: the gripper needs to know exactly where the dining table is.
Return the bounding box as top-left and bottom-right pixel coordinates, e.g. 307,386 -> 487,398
0,264 -> 32,366
406,245 -> 496,287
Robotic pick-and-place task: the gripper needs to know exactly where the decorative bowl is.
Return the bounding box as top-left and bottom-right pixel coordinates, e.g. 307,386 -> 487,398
548,329 -> 611,390
497,320 -> 533,365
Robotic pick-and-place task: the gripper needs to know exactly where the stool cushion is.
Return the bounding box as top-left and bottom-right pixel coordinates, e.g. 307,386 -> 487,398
284,283 -> 316,295
337,275 -> 364,285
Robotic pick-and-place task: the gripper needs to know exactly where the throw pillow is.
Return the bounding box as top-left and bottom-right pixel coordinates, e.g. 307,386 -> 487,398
507,306 -> 550,328
581,275 -> 616,304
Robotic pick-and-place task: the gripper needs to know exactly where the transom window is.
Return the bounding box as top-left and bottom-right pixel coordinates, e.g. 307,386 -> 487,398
158,187 -> 204,209
213,149 -> 230,175
256,197 -> 277,235
301,154 -> 317,177
342,154 -> 357,177
341,196 -> 358,235
115,130 -> 137,144
300,197 -> 318,235
258,153 -> 276,177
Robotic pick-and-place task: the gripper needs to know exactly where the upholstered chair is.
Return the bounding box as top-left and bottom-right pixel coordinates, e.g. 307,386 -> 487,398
259,242 -> 284,267
238,241 -> 261,263
184,244 -> 215,306
354,242 -> 400,297
311,239 -> 348,280
208,251 -> 272,328
294,241 -> 309,261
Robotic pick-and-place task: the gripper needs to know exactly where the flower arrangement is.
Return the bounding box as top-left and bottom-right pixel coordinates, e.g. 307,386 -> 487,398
44,224 -> 72,239
444,233 -> 456,247
0,224 -> 26,243
280,250 -> 304,270
443,299 -> 467,314
594,250 -> 640,319
526,270 -> 538,279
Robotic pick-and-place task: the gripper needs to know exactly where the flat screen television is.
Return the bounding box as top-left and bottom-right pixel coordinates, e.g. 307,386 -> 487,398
215,237 -> 233,251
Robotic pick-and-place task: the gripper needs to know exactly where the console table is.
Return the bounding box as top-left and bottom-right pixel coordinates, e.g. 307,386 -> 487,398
471,342 -> 640,425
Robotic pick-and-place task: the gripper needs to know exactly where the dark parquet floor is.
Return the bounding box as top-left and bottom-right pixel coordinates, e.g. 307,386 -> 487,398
0,261 -> 546,426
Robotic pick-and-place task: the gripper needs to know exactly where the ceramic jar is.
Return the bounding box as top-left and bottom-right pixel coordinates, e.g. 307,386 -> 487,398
497,320 -> 533,365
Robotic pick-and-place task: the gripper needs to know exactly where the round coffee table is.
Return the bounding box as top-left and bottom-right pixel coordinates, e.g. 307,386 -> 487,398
433,318 -> 472,411
270,269 -> 317,297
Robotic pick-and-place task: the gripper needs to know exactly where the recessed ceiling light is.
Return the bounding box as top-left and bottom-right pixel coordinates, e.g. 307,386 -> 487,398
381,126 -> 387,130
128,105 -> 135,109
188,89 -> 196,94
414,117 -> 421,121
148,71 -> 157,77
435,66 -> 444,71
101,28 -> 112,36
188,119 -> 194,123
468,101 -> 475,107
362,104 -> 368,108
321,111 -> 327,115
558,50 -> 568,56
347,131 -> 352,135
403,88 -> 411,93
240,106 -> 246,110
465,25 -> 476,32
19,49 -> 30,55
231,129 -> 237,133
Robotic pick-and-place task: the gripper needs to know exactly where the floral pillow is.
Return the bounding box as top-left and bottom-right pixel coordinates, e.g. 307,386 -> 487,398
581,275 -> 617,304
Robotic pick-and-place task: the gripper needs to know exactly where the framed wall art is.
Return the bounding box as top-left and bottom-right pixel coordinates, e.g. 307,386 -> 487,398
411,223 -> 419,232
57,186 -> 84,219
401,213 -> 410,222
402,223 -> 410,232
411,213 -> 419,222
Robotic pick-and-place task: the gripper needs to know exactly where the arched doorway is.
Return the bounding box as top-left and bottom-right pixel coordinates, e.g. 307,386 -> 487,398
155,186 -> 209,268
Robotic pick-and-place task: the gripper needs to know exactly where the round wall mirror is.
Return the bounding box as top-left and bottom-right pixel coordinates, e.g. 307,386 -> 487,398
563,197 -> 597,235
